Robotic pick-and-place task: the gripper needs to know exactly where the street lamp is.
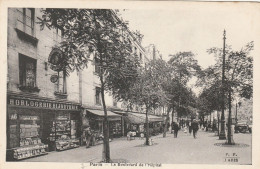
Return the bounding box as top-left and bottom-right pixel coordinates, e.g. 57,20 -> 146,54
219,30 -> 227,140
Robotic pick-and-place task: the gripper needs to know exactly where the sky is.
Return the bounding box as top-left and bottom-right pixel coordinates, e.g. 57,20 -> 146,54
119,3 -> 258,69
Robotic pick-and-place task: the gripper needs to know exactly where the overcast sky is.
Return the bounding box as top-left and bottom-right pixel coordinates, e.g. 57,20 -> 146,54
119,3 -> 257,69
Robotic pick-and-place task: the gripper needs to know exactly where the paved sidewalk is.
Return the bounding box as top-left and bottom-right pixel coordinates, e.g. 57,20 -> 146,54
23,129 -> 252,164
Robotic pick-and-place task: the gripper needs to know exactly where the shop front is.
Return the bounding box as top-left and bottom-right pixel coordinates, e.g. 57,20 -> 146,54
6,93 -> 81,161
123,112 -> 146,137
85,109 -> 122,141
125,112 -> 164,136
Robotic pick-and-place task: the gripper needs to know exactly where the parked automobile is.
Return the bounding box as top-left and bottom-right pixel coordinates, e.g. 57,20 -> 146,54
235,120 -> 249,133
247,121 -> 252,133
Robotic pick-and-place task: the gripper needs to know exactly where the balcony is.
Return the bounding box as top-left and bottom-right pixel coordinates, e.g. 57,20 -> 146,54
54,91 -> 68,99
18,85 -> 40,93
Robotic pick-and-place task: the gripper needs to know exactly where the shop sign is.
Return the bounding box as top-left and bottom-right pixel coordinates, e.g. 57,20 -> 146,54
50,75 -> 59,83
8,98 -> 79,110
20,115 -> 39,121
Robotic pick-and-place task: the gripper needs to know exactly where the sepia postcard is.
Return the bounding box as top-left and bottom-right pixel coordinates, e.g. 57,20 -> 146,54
0,1 -> 260,169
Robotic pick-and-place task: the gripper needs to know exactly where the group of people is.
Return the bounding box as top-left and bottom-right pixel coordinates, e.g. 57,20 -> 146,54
202,119 -> 218,132
171,119 -> 200,139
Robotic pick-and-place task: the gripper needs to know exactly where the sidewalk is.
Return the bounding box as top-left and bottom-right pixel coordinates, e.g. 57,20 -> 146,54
22,129 -> 252,164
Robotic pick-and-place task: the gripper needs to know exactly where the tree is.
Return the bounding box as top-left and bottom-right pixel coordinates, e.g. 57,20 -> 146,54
197,80 -> 226,135
207,41 -> 253,144
38,8 -> 141,162
168,52 -> 202,122
122,59 -> 168,145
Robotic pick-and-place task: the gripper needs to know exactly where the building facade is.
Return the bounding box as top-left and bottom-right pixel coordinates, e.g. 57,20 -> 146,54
7,8 -> 83,160
6,8 -> 165,161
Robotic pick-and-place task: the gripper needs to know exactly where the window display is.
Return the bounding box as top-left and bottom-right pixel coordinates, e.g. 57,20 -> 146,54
110,121 -> 122,137
8,114 -> 48,160
48,112 -> 80,151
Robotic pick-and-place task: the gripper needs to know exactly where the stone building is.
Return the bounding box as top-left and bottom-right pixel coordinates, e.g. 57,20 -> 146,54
6,8 -> 165,161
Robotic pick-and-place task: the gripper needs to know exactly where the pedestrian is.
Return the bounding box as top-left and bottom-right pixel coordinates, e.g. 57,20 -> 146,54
188,121 -> 192,135
90,130 -> 96,146
85,127 -> 92,148
173,122 -> 180,138
199,120 -> 203,129
191,120 -> 199,139
212,119 -> 217,132
204,120 -> 208,131
171,122 -> 174,133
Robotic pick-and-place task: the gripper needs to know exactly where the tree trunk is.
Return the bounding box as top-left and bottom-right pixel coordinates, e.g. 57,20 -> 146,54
100,76 -> 111,162
163,107 -> 171,137
171,106 -> 174,133
217,111 -> 220,136
227,89 -> 235,145
145,107 -> 150,145
210,112 -> 212,124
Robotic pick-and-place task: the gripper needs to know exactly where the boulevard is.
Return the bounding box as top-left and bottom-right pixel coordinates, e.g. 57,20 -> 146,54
23,129 -> 251,164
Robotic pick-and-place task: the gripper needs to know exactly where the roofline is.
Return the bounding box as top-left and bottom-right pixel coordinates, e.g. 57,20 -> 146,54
110,10 -> 146,52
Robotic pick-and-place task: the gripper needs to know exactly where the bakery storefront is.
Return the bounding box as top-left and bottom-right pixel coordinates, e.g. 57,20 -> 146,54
6,94 -> 81,161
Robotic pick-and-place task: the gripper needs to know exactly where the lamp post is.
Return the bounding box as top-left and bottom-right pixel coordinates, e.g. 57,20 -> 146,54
219,30 -> 227,140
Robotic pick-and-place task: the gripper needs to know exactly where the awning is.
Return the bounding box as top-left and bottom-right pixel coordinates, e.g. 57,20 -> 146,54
124,113 -> 146,124
86,109 -> 121,121
125,112 -> 164,124
112,111 -> 128,116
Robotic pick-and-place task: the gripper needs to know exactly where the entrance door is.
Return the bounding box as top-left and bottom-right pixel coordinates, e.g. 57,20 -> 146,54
41,112 -> 55,151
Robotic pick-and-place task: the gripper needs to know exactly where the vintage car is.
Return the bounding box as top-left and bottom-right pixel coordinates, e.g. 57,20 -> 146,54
234,121 -> 249,133
247,121 -> 252,133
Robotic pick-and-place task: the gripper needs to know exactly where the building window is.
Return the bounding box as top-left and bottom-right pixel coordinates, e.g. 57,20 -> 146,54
95,87 -> 101,105
17,8 -> 35,36
140,53 -> 142,60
55,71 -> 67,94
94,58 -> 101,75
134,47 -> 137,54
19,54 -> 37,88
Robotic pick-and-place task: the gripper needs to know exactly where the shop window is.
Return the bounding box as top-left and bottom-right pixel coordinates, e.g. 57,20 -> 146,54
19,54 -> 37,88
16,8 -> 35,36
95,87 -> 101,105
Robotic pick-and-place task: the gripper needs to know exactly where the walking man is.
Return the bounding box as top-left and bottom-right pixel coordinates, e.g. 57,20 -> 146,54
173,122 -> 180,138
85,127 -> 92,148
188,120 -> 192,135
191,120 -> 199,139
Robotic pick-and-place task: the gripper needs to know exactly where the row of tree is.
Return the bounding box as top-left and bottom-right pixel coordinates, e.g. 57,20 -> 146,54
38,8 -> 253,162
197,40 -> 253,144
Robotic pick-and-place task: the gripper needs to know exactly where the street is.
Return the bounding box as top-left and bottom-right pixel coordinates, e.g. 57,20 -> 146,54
23,129 -> 251,164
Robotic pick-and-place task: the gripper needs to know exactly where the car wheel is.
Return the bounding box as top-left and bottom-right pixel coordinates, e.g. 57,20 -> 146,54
249,128 -> 252,133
